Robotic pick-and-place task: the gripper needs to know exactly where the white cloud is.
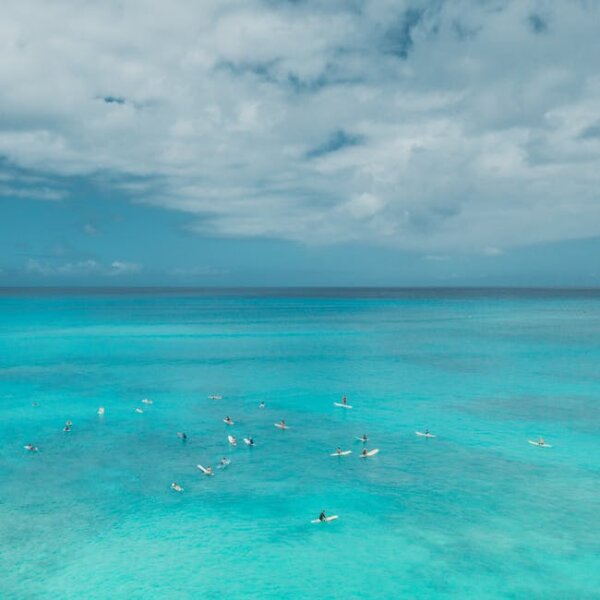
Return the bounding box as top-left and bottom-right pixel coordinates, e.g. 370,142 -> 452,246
483,246 -> 504,256
82,223 -> 97,236
109,261 -> 142,275
25,258 -> 141,277
0,0 -> 599,253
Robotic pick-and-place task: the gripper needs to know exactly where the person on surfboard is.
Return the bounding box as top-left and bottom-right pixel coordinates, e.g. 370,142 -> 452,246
342,395 -> 348,405
318,510 -> 327,522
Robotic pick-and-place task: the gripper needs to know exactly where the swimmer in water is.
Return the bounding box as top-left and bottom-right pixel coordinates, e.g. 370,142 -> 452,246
25,443 -> 38,452
177,432 -> 187,441
360,434 -> 368,443
259,401 -> 265,409
224,416 -> 233,425
220,457 -> 229,466
171,483 -> 183,492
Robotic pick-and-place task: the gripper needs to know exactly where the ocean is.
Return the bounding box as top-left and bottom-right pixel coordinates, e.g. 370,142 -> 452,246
0,288 -> 598,599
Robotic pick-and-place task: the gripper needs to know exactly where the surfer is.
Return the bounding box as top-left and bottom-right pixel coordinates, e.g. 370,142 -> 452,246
259,401 -> 265,409
319,510 -> 327,522
335,447 -> 342,455
25,443 -> 38,452
224,416 -> 233,425
177,432 -> 187,441
171,482 -> 183,492
538,437 -> 545,446
220,457 -> 229,466
360,434 -> 368,442
342,395 -> 348,406
361,448 -> 368,457
247,437 -> 254,446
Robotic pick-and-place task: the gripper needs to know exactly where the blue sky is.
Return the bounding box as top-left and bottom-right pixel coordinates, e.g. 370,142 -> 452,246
1,0 -> 599,286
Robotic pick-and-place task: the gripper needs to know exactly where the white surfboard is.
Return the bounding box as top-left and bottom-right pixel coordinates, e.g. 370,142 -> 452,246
355,436 -> 368,443
333,402 -> 353,409
171,483 -> 184,492
330,450 -> 352,456
274,423 -> 290,429
415,431 -> 436,438
243,438 -> 255,446
135,407 -> 144,414
528,440 -> 553,448
228,435 -> 237,446
311,515 -> 339,524
209,395 -> 222,400
97,407 -> 105,416
197,464 -> 214,476
141,398 -> 153,405
359,448 -> 380,458
217,459 -> 231,469
224,418 -> 234,426
24,445 -> 38,452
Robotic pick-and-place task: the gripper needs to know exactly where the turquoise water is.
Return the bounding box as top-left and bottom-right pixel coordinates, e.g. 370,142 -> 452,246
1,289 -> 599,599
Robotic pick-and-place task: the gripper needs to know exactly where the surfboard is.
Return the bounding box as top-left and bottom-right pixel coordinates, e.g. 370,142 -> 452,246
311,515 -> 339,523
224,418 -> 234,425
330,450 -> 352,456
171,483 -> 184,492
333,402 -> 353,409
243,438 -> 255,446
197,464 -> 214,476
274,423 -> 289,429
228,435 -> 237,446
209,395 -> 222,400
141,398 -> 153,405
528,440 -> 553,448
355,436 -> 368,443
135,408 -> 144,414
217,459 -> 231,469
97,407 -> 105,415
359,448 -> 380,458
415,431 -> 436,438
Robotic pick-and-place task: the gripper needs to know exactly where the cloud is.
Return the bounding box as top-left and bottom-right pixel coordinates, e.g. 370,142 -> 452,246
25,259 -> 141,277
109,261 -> 142,275
0,0 -> 599,254
82,223 -> 98,236
483,246 -> 504,256
306,130 -> 365,158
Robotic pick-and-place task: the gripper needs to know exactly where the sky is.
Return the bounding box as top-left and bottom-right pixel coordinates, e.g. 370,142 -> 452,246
1,0 -> 599,287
